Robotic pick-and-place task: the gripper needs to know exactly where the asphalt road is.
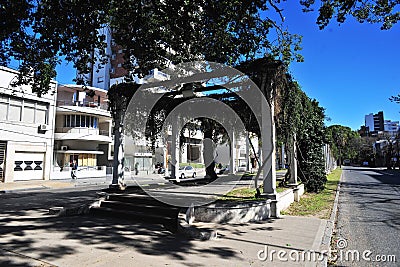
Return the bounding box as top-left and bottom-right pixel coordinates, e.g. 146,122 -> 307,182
335,166 -> 400,266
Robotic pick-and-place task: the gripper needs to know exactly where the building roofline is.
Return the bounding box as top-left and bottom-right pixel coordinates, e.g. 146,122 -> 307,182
0,66 -> 57,85
59,84 -> 108,94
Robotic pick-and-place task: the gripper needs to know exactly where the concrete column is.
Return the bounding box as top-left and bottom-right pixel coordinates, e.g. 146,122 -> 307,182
262,99 -> 276,195
288,134 -> 298,185
43,143 -> 51,181
229,131 -> 236,174
170,118 -> 180,181
4,142 -> 14,183
245,132 -> 250,172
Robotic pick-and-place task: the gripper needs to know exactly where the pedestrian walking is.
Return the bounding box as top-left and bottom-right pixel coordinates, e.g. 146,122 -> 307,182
70,160 -> 78,179
134,162 -> 139,175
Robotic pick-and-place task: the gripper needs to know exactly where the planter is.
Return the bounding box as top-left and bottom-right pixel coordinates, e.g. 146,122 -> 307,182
276,184 -> 305,213
194,199 -> 271,223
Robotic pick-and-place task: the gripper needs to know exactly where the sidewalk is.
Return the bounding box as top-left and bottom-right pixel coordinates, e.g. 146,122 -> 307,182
0,209 -> 328,267
0,174 -> 171,193
0,176 -> 330,267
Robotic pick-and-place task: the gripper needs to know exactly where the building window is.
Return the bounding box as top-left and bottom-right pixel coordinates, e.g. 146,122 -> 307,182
0,94 -> 48,124
9,105 -> 22,121
76,114 -> 81,127
97,77 -> 104,83
0,96 -> 8,121
64,115 -> 99,128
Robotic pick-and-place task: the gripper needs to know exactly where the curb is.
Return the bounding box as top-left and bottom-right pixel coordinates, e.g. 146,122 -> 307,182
48,199 -> 102,217
0,185 -> 57,194
0,183 -> 96,194
319,169 -> 343,266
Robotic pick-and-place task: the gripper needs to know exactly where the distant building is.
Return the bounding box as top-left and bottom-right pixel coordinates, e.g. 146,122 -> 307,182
365,111 -> 384,132
0,66 -> 57,182
384,120 -> 399,136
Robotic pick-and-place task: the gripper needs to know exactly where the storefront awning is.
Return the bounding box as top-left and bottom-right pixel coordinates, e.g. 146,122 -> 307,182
55,150 -> 104,155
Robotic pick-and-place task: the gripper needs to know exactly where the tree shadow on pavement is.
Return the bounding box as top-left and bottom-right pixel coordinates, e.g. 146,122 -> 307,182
0,188 -> 244,265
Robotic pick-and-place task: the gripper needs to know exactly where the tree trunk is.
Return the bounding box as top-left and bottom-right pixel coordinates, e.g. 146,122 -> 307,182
111,110 -> 125,188
386,143 -> 393,170
203,126 -> 217,180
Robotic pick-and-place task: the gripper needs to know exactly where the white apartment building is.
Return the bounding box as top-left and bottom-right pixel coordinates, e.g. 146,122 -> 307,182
384,120 -> 399,136
0,66 -> 57,182
52,84 -> 113,179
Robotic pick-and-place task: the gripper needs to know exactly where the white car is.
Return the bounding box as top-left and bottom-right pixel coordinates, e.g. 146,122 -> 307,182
177,166 -> 196,179
237,164 -> 247,172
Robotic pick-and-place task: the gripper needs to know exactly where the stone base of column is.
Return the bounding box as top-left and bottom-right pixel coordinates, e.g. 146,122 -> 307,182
260,193 -> 279,218
292,184 -> 305,202
108,183 -> 126,192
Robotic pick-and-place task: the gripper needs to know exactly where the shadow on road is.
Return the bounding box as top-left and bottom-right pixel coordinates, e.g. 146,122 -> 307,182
340,167 -> 400,231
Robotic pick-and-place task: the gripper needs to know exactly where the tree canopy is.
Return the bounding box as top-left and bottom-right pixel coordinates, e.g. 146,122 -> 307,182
2,1 -> 398,95
300,0 -> 400,30
276,78 -> 327,192
1,0 -> 305,95
325,124 -> 363,166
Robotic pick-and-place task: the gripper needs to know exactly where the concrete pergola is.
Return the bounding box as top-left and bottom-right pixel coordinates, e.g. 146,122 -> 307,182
124,60 -> 295,216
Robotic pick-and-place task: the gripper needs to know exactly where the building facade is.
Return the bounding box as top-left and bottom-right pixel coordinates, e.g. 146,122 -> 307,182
384,120 -> 399,136
365,111 -> 384,133
52,85 -> 113,179
0,66 -> 57,182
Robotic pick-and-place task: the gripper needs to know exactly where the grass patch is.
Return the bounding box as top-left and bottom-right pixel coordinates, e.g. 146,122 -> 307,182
219,184 -> 289,201
219,187 -> 263,200
276,187 -> 287,193
281,168 -> 342,219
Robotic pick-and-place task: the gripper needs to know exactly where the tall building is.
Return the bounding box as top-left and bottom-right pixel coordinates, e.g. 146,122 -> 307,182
77,26 -> 170,90
365,111 -> 384,132
76,27 -> 114,90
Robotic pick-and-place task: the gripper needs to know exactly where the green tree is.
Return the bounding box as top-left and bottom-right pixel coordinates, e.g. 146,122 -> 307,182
300,0 -> 400,30
355,136 -> 376,164
326,125 -> 360,166
276,78 -> 327,192
107,83 -> 139,188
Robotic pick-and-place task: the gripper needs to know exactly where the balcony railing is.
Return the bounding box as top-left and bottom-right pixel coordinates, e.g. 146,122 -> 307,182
57,100 -> 108,110
99,130 -> 110,136
55,127 -> 109,137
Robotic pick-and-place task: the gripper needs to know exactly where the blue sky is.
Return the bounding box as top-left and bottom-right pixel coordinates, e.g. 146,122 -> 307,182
281,2 -> 400,130
55,3 -> 400,131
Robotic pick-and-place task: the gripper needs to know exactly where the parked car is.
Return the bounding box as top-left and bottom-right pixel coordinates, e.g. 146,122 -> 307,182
237,164 -> 247,172
362,161 -> 369,166
174,165 -> 196,179
343,159 -> 351,165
